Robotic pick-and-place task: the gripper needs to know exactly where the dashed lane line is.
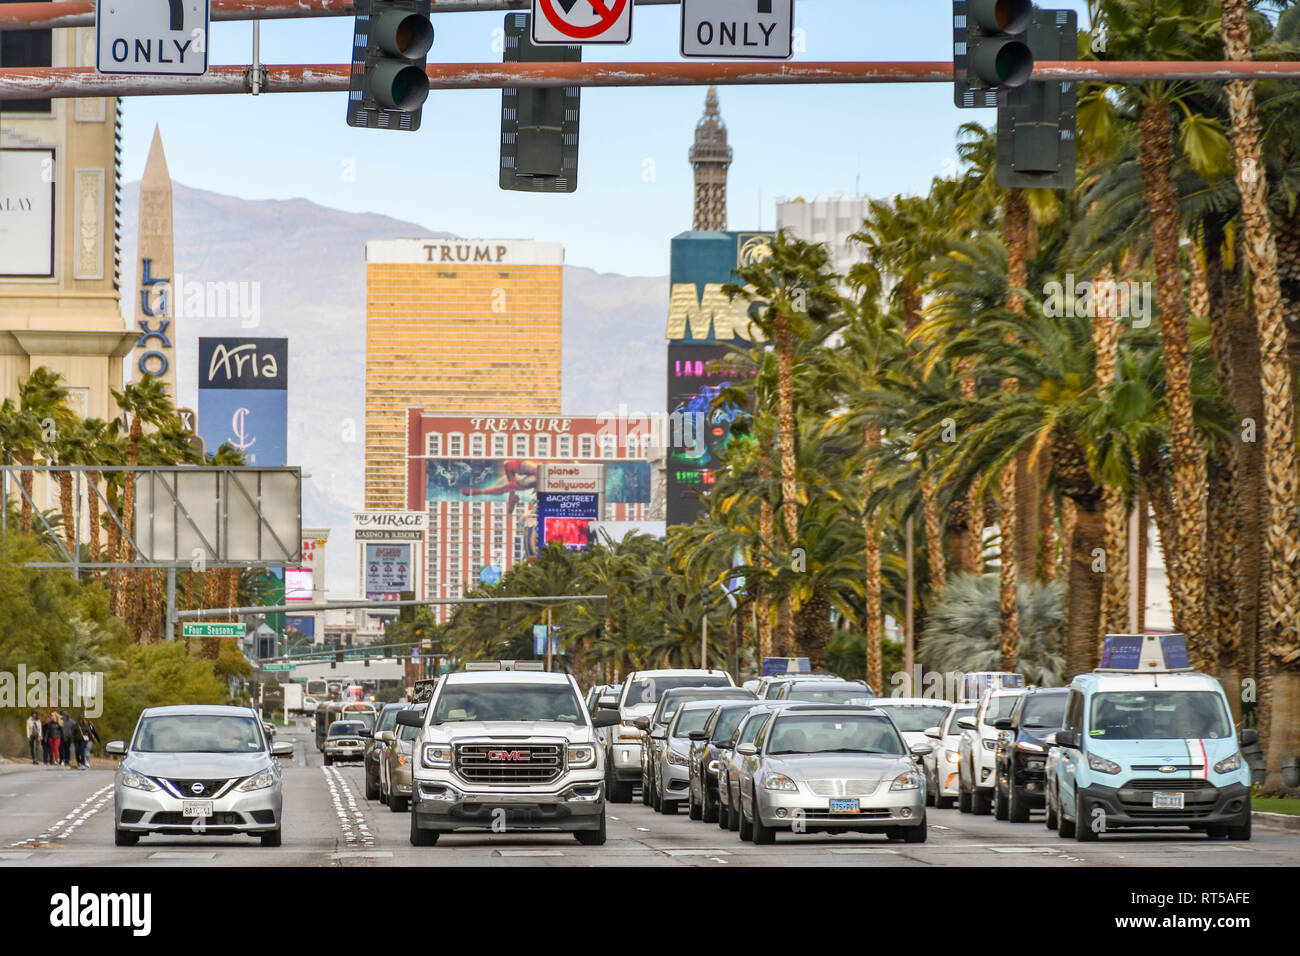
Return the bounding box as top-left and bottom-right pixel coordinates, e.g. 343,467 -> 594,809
322,766 -> 375,850
3,784 -> 113,849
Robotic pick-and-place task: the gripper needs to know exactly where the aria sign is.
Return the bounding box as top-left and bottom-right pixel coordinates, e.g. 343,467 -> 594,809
96,0 -> 211,76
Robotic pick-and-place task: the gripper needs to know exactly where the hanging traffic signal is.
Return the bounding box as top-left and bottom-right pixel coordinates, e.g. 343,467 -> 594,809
997,8 -> 1077,189
500,13 -> 581,192
953,0 -> 1035,108
346,0 -> 433,131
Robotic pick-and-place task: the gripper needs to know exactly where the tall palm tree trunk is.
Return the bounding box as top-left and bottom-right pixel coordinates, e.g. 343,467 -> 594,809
863,424 -> 884,692
59,473 -> 76,560
1221,0 -> 1300,791
1136,100 -> 1209,667
1094,268 -> 1129,639
773,311 -> 798,655
922,471 -> 946,593
959,368 -> 984,573
1065,499 -> 1107,679
757,456 -> 774,660
998,188 -> 1030,671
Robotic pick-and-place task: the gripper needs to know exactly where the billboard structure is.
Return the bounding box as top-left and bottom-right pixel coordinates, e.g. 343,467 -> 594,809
197,338 -> 289,467
663,231 -> 771,525
353,512 -> 427,607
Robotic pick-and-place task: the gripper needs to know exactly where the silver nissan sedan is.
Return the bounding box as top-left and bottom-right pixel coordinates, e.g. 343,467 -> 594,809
733,704 -> 930,845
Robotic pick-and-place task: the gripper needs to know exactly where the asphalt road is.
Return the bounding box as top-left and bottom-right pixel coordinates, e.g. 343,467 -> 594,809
3,720 -> 1297,867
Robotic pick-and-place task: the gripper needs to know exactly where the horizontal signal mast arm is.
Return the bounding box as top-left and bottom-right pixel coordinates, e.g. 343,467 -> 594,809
3,61 -> 1300,100
0,0 -> 680,30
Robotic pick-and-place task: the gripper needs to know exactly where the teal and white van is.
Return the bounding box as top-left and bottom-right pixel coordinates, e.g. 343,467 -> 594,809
1049,634 -> 1252,841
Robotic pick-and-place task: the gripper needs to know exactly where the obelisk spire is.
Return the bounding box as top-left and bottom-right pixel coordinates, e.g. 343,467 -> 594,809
132,125 -> 177,396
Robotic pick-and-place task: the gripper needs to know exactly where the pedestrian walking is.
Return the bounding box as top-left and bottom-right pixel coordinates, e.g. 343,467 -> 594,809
71,717 -> 86,769
44,713 -> 60,765
26,711 -> 41,764
79,717 -> 100,767
59,711 -> 74,767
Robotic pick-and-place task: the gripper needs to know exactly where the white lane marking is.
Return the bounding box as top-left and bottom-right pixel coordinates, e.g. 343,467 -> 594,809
322,766 -> 375,850
148,851 -> 216,860
827,848 -> 901,855
662,848 -> 730,856
0,852 -> 34,860
495,849 -> 565,857
4,784 -> 113,849
929,824 -> 949,830
708,856 -> 729,864
1188,845 -> 1252,852
634,827 -> 651,832
991,847 -> 1055,853
333,851 -> 394,860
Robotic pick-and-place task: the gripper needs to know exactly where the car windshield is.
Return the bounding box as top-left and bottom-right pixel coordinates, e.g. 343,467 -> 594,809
1021,694 -> 1067,728
434,684 -> 584,723
671,708 -> 713,738
341,709 -> 376,731
786,685 -> 868,703
984,695 -> 1019,724
767,715 -> 905,756
658,689 -> 752,724
712,707 -> 751,742
626,675 -> 731,705
1089,691 -> 1232,740
376,708 -> 399,733
133,714 -> 264,753
329,721 -> 366,736
397,721 -> 420,742
945,708 -> 975,735
874,703 -> 953,732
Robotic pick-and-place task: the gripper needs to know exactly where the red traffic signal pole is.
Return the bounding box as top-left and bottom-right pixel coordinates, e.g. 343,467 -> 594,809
3,60 -> 1300,100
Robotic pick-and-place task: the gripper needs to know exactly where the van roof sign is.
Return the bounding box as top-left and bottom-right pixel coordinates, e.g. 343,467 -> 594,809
1098,633 -> 1193,672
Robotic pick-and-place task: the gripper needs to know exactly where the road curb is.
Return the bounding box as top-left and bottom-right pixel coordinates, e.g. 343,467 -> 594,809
1252,811 -> 1300,832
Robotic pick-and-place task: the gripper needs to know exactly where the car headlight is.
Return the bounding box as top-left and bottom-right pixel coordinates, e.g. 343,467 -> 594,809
567,744 -> 597,769
238,768 -> 276,792
945,749 -> 960,762
1017,741 -> 1044,753
667,748 -> 689,767
982,739 -> 997,752
423,744 -> 452,768
890,770 -> 922,791
762,771 -> 798,791
1087,752 -> 1121,774
1214,752 -> 1242,774
121,771 -> 158,792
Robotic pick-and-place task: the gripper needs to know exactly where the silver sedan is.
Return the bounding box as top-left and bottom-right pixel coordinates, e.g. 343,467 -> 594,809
733,705 -> 930,845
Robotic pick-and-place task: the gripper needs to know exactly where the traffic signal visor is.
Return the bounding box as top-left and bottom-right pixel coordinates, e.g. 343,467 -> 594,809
367,8 -> 434,111
968,0 -> 1034,88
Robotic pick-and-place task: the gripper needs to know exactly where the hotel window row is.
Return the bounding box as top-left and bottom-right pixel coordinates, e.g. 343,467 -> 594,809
422,431 -> 640,459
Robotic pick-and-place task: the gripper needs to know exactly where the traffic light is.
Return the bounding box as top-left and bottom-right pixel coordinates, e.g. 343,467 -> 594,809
398,591 -> 415,624
500,13 -> 581,192
953,0 -> 1035,108
346,0 -> 433,131
997,9 -> 1077,189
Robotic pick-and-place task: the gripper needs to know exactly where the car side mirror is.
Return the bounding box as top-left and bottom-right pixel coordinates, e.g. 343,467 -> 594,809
1041,731 -> 1059,747
910,742 -> 934,757
687,730 -> 707,741
737,743 -> 758,756
992,717 -> 1012,730
1240,728 -> 1259,747
632,717 -> 650,731
1055,730 -> 1077,749
358,728 -> 372,737
924,726 -> 942,739
598,699 -> 619,711
592,710 -> 620,728
957,717 -> 976,731
395,710 -> 424,728
271,741 -> 294,757
105,740 -> 126,756
650,729 -> 667,740
375,731 -> 395,743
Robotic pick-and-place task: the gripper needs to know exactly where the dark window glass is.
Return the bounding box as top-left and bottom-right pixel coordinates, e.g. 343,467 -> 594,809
0,0 -> 52,114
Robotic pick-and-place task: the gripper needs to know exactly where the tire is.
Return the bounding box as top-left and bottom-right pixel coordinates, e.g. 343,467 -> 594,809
958,766 -> 972,813
751,812 -> 776,845
994,781 -> 1009,820
738,802 -> 754,841
575,813 -> 607,846
1045,788 -> 1059,830
114,825 -> 139,847
609,778 -> 633,804
641,767 -> 653,806
925,778 -> 936,807
1225,812 -> 1252,841
902,812 -> 928,843
937,794 -> 954,810
727,802 -> 740,832
972,787 -> 993,815
1058,793 -> 1076,838
702,785 -> 719,824
662,796 -> 679,816
409,812 -> 439,846
1075,791 -> 1099,842
323,755 -> 333,766
390,795 -> 408,813
688,780 -> 702,820
260,827 -> 282,847
1007,783 -> 1030,823
365,768 -> 380,801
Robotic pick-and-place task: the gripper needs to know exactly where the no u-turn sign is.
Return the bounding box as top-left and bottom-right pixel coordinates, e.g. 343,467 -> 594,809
532,0 -> 633,45
96,0 -> 211,76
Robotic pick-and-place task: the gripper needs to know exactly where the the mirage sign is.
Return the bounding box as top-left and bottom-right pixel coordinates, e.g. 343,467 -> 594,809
197,338 -> 288,466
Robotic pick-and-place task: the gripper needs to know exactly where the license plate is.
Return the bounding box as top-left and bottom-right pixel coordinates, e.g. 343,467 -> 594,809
829,798 -> 860,814
1152,792 -> 1184,810
182,800 -> 213,818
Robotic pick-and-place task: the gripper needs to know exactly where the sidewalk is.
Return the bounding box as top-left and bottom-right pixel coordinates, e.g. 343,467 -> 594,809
0,754 -> 112,774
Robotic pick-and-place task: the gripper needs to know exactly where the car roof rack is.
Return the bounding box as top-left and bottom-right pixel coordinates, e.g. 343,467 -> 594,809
1095,634 -> 1196,673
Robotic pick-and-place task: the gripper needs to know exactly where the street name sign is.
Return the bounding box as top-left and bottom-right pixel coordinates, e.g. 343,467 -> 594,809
681,0 -> 793,59
182,622 -> 246,638
263,663 -> 295,672
97,0 -> 211,76
532,0 -> 633,45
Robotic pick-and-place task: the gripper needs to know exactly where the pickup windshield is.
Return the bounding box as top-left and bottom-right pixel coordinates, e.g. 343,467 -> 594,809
434,684 -> 584,723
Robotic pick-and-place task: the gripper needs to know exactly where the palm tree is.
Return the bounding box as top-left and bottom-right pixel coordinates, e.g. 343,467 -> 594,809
14,367 -> 72,535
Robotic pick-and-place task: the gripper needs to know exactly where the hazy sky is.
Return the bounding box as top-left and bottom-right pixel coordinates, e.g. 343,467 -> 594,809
119,0 -> 1091,276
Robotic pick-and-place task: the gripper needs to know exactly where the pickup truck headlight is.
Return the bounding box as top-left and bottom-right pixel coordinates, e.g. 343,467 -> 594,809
762,771 -> 798,791
422,744 -> 453,768
890,770 -> 922,791
567,744 -> 597,769
666,747 -> 689,767
1087,752 -> 1121,774
1213,752 -> 1242,774
121,771 -> 159,792
238,768 -> 276,792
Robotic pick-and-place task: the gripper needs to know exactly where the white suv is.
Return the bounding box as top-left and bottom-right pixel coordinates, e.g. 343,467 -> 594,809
957,688 -> 1025,815
402,668 -> 618,846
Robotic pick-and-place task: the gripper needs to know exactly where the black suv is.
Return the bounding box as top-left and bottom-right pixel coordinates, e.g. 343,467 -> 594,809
992,687 -> 1068,822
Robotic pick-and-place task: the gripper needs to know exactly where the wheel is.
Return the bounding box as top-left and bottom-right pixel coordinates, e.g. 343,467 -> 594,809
994,780 -> 1009,820
937,794 -> 954,810
641,767 -> 653,805
365,768 -> 380,801
972,787 -> 993,815
751,812 -> 776,845
738,802 -> 754,841
409,812 -> 439,846
114,825 -> 139,847
260,827 -> 282,847
323,755 -> 333,766
1057,794 -> 1077,838
609,778 -> 633,803
688,779 -> 702,820
1224,812 -> 1252,841
902,812 -> 928,843
1045,788 -> 1059,830
1007,782 -> 1030,823
575,813 -> 607,846
702,784 -> 719,824
958,766 -> 972,813
390,795 -> 408,813
1075,791 -> 1099,842
662,796 -> 679,816
727,801 -> 740,832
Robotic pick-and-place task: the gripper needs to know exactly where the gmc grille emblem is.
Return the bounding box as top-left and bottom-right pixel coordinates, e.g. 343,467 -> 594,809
488,750 -> 530,762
